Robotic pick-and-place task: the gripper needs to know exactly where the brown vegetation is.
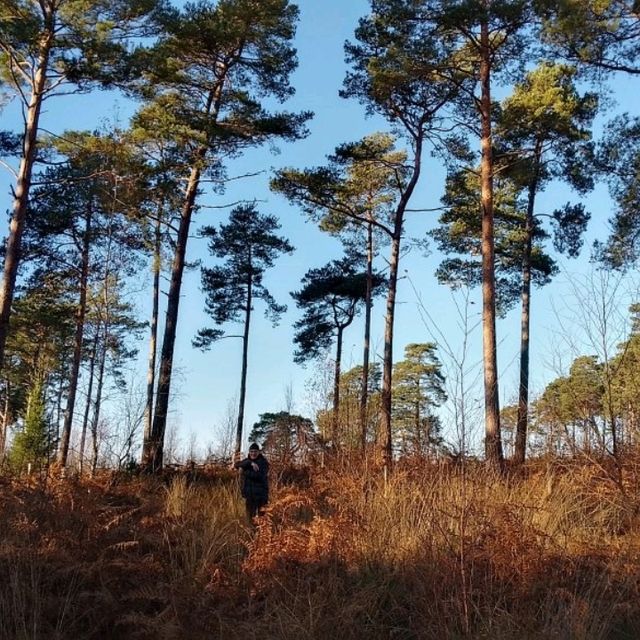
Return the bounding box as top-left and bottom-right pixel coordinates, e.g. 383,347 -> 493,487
1,457 -> 640,639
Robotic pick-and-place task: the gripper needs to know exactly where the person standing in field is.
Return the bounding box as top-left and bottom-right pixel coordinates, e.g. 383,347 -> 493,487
233,443 -> 269,519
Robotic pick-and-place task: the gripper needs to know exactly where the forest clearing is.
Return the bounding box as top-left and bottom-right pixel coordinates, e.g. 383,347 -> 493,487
1,458 -> 640,639
3,0 -> 640,637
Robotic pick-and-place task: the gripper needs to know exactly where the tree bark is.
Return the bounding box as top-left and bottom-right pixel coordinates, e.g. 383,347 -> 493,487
142,76 -> 224,472
379,134 -> 423,475
142,162 -> 202,471
333,324 -> 344,448
380,234 -> 401,470
235,273 -> 253,455
0,25 -> 54,372
57,207 -> 92,467
360,217 -> 374,452
143,215 -> 161,446
479,14 -> 503,471
90,333 -> 108,475
514,145 -> 542,465
78,332 -> 99,474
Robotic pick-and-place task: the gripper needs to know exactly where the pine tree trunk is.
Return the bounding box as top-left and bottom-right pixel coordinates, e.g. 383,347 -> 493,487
142,79 -> 224,472
235,275 -> 252,455
0,28 -> 53,372
380,235 -> 400,469
379,136 -> 423,475
360,218 -> 374,452
479,15 -> 503,471
514,146 -> 541,465
78,332 -> 99,475
57,207 -> 92,467
142,163 -> 201,472
143,215 -> 161,446
90,335 -> 107,476
333,324 -> 344,448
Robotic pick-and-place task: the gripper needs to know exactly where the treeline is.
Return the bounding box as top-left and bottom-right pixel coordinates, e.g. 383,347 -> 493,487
1,0 -> 639,475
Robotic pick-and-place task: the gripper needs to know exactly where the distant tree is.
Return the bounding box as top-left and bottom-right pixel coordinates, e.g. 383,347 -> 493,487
273,132 -> 399,452
610,304 -> 640,447
248,411 -> 318,464
392,343 -> 447,456
535,356 -> 605,455
9,378 -> 51,472
343,0 -> 460,471
568,355 -> 605,453
337,363 -> 382,450
499,404 -> 519,458
194,204 -> 294,457
291,259 -> 382,447
137,0 -> 310,472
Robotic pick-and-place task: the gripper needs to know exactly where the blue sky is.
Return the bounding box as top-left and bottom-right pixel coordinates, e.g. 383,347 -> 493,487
1,0 -> 638,458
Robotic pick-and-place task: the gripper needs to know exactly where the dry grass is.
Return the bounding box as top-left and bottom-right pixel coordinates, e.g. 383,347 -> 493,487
0,457 -> 639,639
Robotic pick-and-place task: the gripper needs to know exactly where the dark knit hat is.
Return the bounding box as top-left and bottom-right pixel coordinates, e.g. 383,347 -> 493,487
249,443 -> 260,451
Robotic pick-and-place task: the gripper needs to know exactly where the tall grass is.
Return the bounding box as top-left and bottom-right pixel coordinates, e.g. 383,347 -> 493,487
163,475 -> 249,587
239,461 -> 640,639
0,460 -> 638,639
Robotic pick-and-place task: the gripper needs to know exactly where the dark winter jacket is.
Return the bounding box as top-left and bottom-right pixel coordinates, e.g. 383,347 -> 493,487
234,454 -> 269,503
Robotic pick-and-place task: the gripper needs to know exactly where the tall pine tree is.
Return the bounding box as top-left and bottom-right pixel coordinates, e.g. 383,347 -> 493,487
194,204 -> 294,456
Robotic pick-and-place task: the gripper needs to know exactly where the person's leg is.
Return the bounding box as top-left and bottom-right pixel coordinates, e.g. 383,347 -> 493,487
246,498 -> 259,519
255,498 -> 267,517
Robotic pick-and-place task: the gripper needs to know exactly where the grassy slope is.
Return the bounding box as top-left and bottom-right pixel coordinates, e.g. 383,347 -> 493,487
1,457 -> 639,639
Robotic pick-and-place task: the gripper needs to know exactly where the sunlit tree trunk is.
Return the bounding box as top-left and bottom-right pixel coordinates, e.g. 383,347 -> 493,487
479,14 -> 503,471
379,136 -> 423,475
0,26 -> 54,372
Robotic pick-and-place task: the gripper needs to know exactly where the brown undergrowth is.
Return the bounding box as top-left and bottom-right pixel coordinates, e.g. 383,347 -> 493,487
1,456 -> 639,639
